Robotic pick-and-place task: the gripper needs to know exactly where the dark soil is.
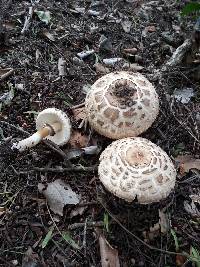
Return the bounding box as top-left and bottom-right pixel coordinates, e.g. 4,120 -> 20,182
0,0 -> 200,266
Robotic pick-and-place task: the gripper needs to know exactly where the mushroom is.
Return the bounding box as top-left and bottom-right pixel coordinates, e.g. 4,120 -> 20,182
98,137 -> 176,204
85,71 -> 159,139
12,108 -> 71,152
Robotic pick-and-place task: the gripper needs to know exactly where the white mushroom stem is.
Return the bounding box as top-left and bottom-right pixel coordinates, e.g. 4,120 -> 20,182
12,122 -> 62,152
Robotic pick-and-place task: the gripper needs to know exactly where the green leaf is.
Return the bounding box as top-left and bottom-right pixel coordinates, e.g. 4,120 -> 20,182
181,2 -> 200,16
35,11 -> 51,24
104,213 -> 109,232
62,232 -> 81,250
41,227 -> 54,249
171,229 -> 179,252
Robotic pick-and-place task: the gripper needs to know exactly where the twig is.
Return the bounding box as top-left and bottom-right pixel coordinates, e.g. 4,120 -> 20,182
165,39 -> 192,68
21,6 -> 34,34
32,165 -> 97,173
68,221 -> 114,230
0,68 -> 14,81
0,121 -> 29,136
71,103 -> 85,109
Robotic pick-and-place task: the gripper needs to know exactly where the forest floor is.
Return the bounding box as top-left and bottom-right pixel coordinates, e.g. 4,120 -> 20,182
0,0 -> 200,266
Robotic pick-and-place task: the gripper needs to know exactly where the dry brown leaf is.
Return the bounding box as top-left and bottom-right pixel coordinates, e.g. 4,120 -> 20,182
72,107 -> 86,122
175,155 -> 200,175
98,232 -> 120,267
69,130 -> 89,148
93,63 -> 110,74
42,30 -> 55,41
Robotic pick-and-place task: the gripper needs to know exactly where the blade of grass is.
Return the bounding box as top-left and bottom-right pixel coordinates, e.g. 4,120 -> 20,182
171,229 -> 179,252
41,227 -> 54,249
62,232 -> 81,250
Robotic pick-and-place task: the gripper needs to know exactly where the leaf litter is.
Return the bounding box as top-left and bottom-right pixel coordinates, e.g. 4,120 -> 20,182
38,179 -> 80,216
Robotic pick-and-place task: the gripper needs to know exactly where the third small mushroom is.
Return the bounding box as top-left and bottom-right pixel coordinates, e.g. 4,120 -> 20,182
85,71 -> 177,203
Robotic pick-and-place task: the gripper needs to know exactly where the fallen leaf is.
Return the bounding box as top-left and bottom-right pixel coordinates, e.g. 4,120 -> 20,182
121,19 -> 132,33
98,232 -> 120,267
175,155 -> 200,175
103,58 -> 123,65
93,63 -> 110,74
0,88 -> 15,106
72,107 -> 86,122
184,194 -> 200,217
35,10 -> 51,25
0,68 -> 14,81
122,62 -> 144,71
123,48 -> 138,55
99,35 -> 112,51
38,179 -> 80,216
69,131 -> 89,148
77,50 -> 95,59
173,88 -> 194,104
42,29 -> 55,41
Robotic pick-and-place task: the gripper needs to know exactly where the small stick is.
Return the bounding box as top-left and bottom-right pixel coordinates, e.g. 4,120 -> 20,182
68,221 -> 114,230
21,6 -> 34,34
32,165 -> 98,173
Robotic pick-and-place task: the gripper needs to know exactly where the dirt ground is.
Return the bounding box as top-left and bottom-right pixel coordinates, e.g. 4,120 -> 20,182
0,0 -> 200,266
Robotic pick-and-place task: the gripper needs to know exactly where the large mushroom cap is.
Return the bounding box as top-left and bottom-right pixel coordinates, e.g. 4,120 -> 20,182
85,71 -> 159,139
36,108 -> 71,146
98,137 -> 176,204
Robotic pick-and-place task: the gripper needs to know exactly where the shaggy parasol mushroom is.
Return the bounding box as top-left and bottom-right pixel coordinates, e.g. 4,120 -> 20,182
85,71 -> 159,139
98,137 -> 176,204
12,108 -> 71,152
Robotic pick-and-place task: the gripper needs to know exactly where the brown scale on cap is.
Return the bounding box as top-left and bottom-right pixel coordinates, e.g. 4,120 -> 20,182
98,137 -> 177,204
85,71 -> 159,139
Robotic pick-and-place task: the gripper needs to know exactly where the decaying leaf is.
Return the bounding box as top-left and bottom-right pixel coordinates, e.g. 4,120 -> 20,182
93,63 -> 110,74
99,35 -> 112,51
98,232 -> 120,267
35,11 -> 51,25
38,179 -> 80,216
184,194 -> 200,217
72,107 -> 86,122
42,29 -> 55,41
0,68 -> 14,81
0,88 -> 15,106
173,87 -> 194,104
69,131 -> 89,148
121,19 -> 132,33
103,58 -> 123,65
175,155 -> 200,175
